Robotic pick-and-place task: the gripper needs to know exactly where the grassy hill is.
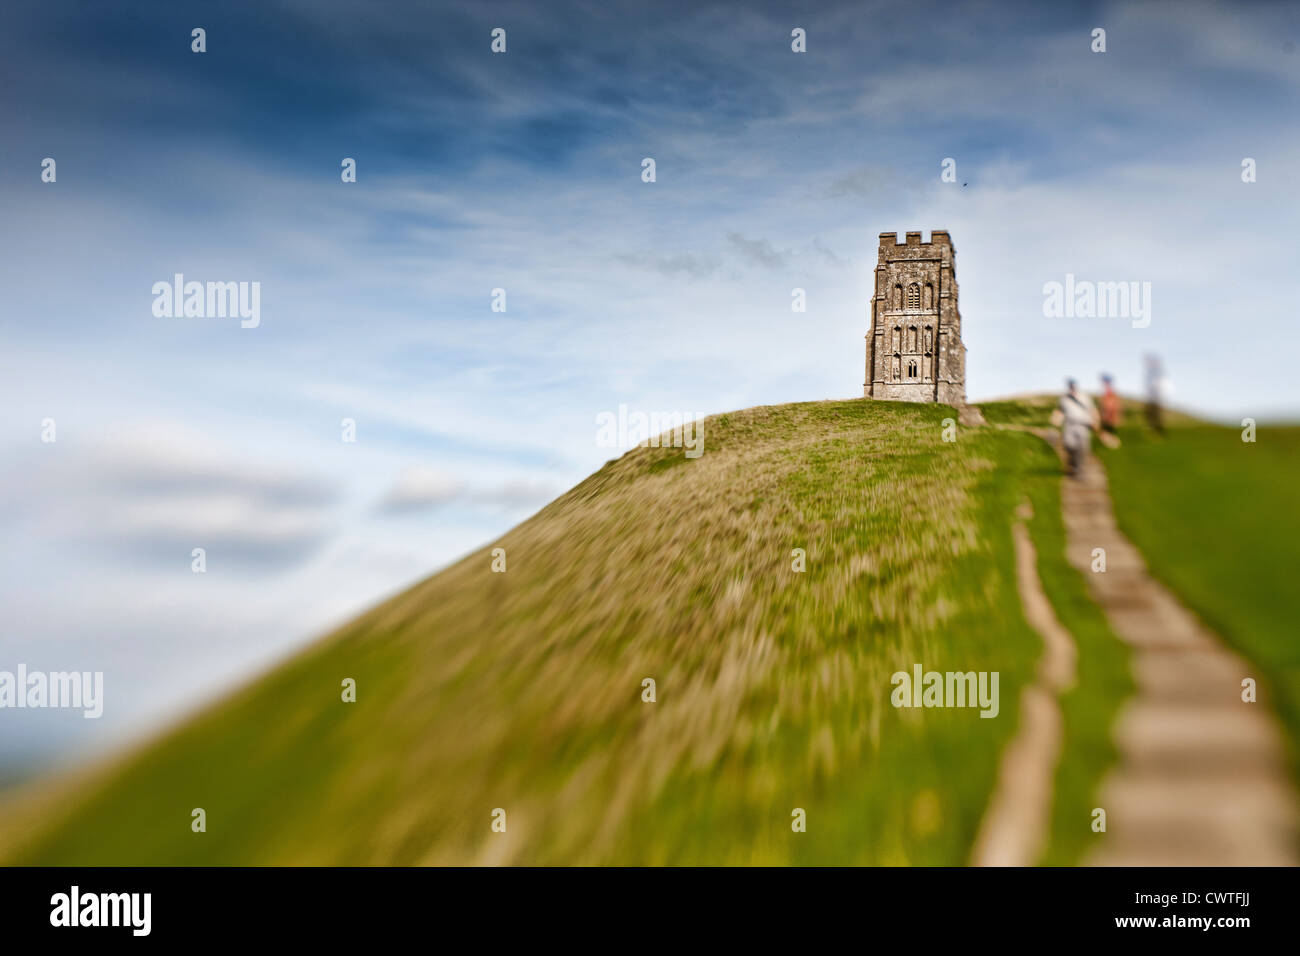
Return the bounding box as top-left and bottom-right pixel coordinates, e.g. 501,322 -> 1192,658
1101,423 -> 1300,773
1,398 -> 1133,865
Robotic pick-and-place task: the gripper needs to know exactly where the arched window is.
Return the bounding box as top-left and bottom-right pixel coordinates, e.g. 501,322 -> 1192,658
893,285 -> 903,310
907,283 -> 920,310
908,359 -> 918,378
924,283 -> 934,309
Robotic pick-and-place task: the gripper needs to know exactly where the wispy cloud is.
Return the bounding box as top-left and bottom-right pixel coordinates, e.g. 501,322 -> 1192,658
377,467 -> 560,514
9,423 -> 340,569
615,250 -> 721,279
377,467 -> 464,513
727,233 -> 789,271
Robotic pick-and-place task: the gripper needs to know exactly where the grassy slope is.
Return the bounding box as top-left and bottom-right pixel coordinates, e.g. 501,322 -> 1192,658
978,398 -> 1134,864
986,399 -> 1300,849
1022,461 -> 1132,865
3,399 -> 1128,865
1102,424 -> 1300,771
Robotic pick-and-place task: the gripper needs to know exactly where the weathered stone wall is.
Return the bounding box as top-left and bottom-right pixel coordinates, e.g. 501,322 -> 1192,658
864,230 -> 966,405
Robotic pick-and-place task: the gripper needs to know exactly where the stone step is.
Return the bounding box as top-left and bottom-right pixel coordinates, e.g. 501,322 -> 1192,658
1088,775 -> 1297,866
1130,649 -> 1253,704
1099,609 -> 1214,650
1113,701 -> 1289,770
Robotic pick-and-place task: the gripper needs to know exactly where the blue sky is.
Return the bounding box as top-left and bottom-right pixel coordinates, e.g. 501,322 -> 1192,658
2,0 -> 1298,770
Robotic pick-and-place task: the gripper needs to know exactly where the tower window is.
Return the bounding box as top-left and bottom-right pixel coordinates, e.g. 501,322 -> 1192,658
907,283 -> 920,310
908,359 -> 918,378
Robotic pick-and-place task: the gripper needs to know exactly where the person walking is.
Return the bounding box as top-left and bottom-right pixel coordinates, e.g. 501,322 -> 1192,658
1058,379 -> 1098,478
1098,373 -> 1122,447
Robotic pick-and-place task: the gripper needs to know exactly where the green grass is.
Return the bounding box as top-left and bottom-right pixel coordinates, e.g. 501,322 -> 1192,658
1102,423 -> 1300,773
1,398 -> 1132,865
979,395 -> 1059,428
1019,441 -> 1132,865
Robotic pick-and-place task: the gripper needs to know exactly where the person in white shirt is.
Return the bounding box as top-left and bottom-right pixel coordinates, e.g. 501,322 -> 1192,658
1059,378 -> 1099,478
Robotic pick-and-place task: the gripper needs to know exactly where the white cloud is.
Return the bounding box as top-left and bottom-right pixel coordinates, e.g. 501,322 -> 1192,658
378,467 -> 465,512
377,467 -> 562,514
7,422 -> 339,567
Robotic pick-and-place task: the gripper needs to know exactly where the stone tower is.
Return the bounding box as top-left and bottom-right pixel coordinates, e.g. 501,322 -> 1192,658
864,230 -> 966,405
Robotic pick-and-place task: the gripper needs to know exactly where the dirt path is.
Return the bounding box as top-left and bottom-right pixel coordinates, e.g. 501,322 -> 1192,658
1041,430 -> 1297,865
971,499 -> 1077,866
